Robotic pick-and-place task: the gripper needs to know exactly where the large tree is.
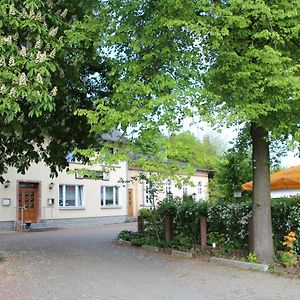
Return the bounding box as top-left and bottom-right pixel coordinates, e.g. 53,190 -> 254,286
75,1 -> 201,173
197,0 -> 300,263
0,0 -> 102,178
69,0 -> 299,263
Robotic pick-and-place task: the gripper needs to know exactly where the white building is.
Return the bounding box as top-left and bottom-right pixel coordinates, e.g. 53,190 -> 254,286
0,160 -> 210,230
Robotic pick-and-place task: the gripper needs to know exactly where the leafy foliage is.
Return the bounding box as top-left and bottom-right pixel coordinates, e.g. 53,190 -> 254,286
0,0 -> 100,178
207,202 -> 252,249
122,196 -> 300,255
167,132 -> 223,169
197,0 -> 300,263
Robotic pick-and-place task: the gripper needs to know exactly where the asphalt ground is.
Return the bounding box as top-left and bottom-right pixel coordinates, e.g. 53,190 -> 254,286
0,223 -> 299,300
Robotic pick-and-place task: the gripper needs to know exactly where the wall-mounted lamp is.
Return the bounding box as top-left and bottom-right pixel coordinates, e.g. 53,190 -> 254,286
192,192 -> 197,200
4,180 -> 10,188
49,182 -> 55,190
233,190 -> 242,198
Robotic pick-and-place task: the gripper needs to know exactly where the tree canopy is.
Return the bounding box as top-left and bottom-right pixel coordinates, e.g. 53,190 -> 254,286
0,0 -> 101,178
196,0 -> 300,263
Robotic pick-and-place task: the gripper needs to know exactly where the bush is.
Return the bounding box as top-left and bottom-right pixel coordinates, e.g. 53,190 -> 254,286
207,202 -> 251,249
117,230 -> 136,241
132,196 -> 300,254
157,197 -> 180,218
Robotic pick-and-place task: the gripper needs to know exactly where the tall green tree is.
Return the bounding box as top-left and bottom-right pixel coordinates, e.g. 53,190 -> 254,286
197,0 -> 300,263
76,0 -> 201,175
0,0 -> 101,177
167,131 -> 222,169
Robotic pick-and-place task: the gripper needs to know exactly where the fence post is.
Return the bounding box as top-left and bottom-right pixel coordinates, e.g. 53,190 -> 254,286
200,216 -> 207,251
164,215 -> 173,241
248,216 -> 254,252
138,215 -> 144,234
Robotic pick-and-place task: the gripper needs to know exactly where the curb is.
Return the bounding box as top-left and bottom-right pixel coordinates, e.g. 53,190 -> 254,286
141,244 -> 160,252
210,257 -> 268,272
171,250 -> 193,258
117,239 -> 131,246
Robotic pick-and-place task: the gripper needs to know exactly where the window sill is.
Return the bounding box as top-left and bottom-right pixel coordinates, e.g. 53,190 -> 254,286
101,205 -> 122,209
59,207 -> 86,210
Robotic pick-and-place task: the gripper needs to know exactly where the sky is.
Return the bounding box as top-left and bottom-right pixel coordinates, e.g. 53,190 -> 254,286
183,119 -> 300,168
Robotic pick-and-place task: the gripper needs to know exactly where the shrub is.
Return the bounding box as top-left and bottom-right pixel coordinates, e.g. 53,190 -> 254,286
207,202 -> 251,249
132,196 -> 300,254
176,200 -> 205,244
157,197 -> 180,218
117,230 -> 136,241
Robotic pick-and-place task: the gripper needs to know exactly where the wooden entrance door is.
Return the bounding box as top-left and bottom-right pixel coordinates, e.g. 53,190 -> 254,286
18,189 -> 38,223
128,189 -> 134,217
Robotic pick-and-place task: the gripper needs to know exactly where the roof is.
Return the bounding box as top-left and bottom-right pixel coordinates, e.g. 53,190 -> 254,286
101,130 -> 123,142
127,152 -> 212,173
242,165 -> 300,191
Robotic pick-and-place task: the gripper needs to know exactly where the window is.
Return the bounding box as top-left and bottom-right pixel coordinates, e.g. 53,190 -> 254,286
75,170 -> 109,181
197,181 -> 203,201
144,181 -> 155,206
101,186 -> 119,207
165,179 -> 172,197
182,182 -> 188,196
59,185 -> 83,208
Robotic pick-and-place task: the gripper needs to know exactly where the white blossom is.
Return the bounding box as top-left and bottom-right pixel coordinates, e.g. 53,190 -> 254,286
0,85 -> 6,94
20,46 -> 27,57
36,73 -> 43,84
9,6 -> 16,16
13,33 -> 19,41
47,0 -> 54,9
49,49 -> 56,58
50,86 -> 57,96
9,57 -> 15,66
20,9 -> 28,18
29,9 -> 34,18
9,88 -> 17,98
60,9 -> 68,18
35,51 -> 46,63
3,36 -> 12,45
35,37 -> 41,49
49,27 -> 58,37
19,73 -> 28,86
35,11 -> 43,21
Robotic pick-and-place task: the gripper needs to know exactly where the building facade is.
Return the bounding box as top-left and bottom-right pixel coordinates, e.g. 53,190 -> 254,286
0,161 -> 209,230
127,166 -> 209,217
0,161 -> 128,230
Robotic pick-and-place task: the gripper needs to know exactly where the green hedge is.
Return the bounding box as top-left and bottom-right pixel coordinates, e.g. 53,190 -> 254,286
138,196 -> 300,253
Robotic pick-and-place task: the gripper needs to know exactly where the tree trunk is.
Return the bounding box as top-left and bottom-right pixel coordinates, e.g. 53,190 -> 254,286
250,123 -> 275,264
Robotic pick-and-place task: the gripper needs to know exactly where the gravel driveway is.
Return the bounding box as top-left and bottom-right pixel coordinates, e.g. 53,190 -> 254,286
0,223 -> 299,300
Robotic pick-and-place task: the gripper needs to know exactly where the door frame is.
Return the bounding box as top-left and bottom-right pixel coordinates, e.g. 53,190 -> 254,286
16,180 -> 41,223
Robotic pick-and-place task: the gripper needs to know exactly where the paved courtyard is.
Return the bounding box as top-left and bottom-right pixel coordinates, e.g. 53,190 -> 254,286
0,223 -> 299,300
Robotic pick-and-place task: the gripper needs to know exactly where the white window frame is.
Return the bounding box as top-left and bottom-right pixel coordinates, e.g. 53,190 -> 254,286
165,179 -> 172,197
59,184 -> 84,208
197,181 -> 203,201
182,181 -> 188,196
143,181 -> 154,206
100,186 -> 119,207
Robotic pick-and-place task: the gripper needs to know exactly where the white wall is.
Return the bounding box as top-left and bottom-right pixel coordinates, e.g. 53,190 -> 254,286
128,168 -> 209,217
271,189 -> 300,199
0,161 -> 128,222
